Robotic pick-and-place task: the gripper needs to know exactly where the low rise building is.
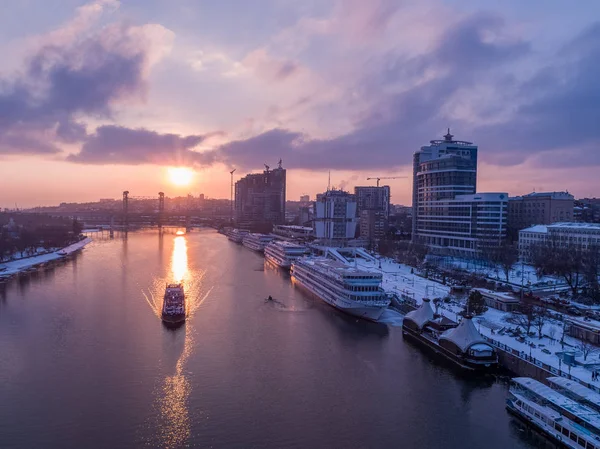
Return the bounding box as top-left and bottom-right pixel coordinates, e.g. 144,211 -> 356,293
508,192 -> 574,238
272,225 -> 313,239
472,288 -> 521,312
565,318 -> 600,345
519,222 -> 600,260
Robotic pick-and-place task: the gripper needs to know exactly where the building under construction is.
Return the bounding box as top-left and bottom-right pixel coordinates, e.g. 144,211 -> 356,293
234,161 -> 286,230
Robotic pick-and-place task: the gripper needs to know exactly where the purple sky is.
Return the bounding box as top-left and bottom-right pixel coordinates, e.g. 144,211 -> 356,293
0,0 -> 599,207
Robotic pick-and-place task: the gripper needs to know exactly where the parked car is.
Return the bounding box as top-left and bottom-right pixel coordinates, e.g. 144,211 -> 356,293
567,306 -> 582,316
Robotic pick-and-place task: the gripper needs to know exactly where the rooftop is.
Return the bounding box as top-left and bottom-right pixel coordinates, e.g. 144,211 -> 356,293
299,257 -> 382,277
520,225 -> 549,234
549,222 -> 600,230
547,377 -> 600,410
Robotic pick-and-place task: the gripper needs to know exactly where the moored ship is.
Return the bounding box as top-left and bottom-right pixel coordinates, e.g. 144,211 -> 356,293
402,299 -> 497,372
242,233 -> 274,252
264,241 -> 308,269
290,257 -> 390,321
507,377 -> 600,448
227,228 -> 249,243
162,283 -> 186,325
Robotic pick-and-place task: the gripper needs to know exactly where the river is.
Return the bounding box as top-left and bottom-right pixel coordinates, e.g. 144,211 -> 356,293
0,229 -> 556,448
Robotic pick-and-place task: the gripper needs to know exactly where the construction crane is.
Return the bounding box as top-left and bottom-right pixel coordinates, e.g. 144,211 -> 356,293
366,176 -> 407,187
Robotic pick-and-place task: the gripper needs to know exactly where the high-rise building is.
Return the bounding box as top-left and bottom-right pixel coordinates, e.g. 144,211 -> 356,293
359,210 -> 388,245
300,195 -> 310,203
354,186 -> 390,243
235,162 -> 286,228
412,130 -> 507,256
354,186 -> 390,219
313,190 -> 357,242
507,191 -> 574,238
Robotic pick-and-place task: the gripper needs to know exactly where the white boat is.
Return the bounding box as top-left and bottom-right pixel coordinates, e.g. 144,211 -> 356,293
242,233 -> 274,252
291,257 -> 390,321
264,241 -> 307,269
227,228 -> 249,243
507,377 -> 600,448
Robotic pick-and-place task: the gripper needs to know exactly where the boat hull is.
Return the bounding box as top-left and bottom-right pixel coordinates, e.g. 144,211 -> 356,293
292,275 -> 387,321
402,326 -> 497,373
161,313 -> 186,324
265,252 -> 291,269
506,401 -> 575,449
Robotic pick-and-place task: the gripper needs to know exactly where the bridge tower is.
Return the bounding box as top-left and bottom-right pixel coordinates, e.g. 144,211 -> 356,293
158,192 -> 165,228
122,191 -> 129,231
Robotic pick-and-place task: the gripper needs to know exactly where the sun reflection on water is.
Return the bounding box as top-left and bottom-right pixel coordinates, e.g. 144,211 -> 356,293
172,236 -> 187,283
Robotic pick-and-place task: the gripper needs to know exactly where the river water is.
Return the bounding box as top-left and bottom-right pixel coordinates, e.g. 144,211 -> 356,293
0,230 -> 554,449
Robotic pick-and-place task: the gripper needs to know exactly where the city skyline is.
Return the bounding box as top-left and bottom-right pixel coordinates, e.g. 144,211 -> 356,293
1,0 -> 600,208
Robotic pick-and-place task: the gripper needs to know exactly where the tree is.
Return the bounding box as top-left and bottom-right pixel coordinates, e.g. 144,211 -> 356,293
72,219 -> 83,236
487,243 -> 519,283
464,290 -> 488,316
512,303 -> 536,336
531,239 -> 584,298
578,340 -> 599,362
531,306 -> 547,339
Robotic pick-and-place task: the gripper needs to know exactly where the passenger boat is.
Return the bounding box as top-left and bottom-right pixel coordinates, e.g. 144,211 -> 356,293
162,283 -> 186,324
402,299 -> 497,372
290,257 -> 390,321
242,233 -> 274,252
227,228 -> 249,243
264,241 -> 307,269
507,377 -> 600,448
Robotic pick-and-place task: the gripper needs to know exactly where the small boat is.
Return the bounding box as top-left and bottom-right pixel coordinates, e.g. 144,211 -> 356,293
162,283 -> 186,324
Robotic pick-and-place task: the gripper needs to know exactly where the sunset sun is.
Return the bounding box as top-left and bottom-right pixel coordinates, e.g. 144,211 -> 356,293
167,167 -> 194,186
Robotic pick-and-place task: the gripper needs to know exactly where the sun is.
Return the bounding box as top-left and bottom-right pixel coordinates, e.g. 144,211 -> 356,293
168,167 -> 194,186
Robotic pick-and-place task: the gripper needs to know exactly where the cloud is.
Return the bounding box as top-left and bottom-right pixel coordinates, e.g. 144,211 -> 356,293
0,1 -> 173,156
242,48 -> 300,82
67,125 -> 219,165
202,12 -> 531,171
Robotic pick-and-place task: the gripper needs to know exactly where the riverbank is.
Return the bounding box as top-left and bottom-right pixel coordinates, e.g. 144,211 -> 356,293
0,237 -> 92,279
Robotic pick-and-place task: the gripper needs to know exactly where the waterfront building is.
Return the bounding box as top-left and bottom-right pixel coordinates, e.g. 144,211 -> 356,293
235,162 -> 286,229
472,288 -> 520,312
507,191 -> 574,238
412,130 -> 507,256
518,222 -> 600,260
313,190 -> 357,242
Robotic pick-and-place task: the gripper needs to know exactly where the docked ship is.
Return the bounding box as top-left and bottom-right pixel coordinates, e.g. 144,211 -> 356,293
242,233 -> 274,252
227,228 -> 249,244
264,241 -> 308,269
402,299 -> 497,372
290,257 -> 390,320
162,283 -> 186,325
507,377 -> 600,448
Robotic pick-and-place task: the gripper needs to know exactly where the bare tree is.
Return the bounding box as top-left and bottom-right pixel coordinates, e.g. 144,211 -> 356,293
486,243 -> 519,283
532,306 -> 547,339
531,239 -> 584,297
512,303 -> 536,336
578,340 -> 600,362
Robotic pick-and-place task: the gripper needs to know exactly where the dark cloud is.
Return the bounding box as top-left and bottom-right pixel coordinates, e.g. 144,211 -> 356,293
0,23 -> 149,155
205,16 -> 600,172
204,13 -> 530,170
68,125 -> 217,165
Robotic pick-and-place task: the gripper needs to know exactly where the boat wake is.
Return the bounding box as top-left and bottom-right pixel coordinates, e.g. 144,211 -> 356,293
377,308 -> 404,327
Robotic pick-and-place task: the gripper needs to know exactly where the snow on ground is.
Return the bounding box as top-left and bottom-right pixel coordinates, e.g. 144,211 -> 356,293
0,237 -> 92,276
356,257 -> 451,304
359,255 -> 600,386
434,256 -> 563,289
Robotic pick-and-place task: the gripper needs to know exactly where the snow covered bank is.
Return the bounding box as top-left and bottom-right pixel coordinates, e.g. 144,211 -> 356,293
0,237 -> 92,277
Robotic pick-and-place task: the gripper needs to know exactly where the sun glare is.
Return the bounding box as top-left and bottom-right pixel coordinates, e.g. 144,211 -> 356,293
168,167 -> 194,186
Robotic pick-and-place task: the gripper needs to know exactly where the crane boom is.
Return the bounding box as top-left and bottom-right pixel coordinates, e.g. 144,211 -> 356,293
366,176 -> 407,187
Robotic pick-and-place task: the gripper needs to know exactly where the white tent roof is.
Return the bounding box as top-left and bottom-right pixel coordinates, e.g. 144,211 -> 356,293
405,299 -> 434,330
440,317 -> 490,352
